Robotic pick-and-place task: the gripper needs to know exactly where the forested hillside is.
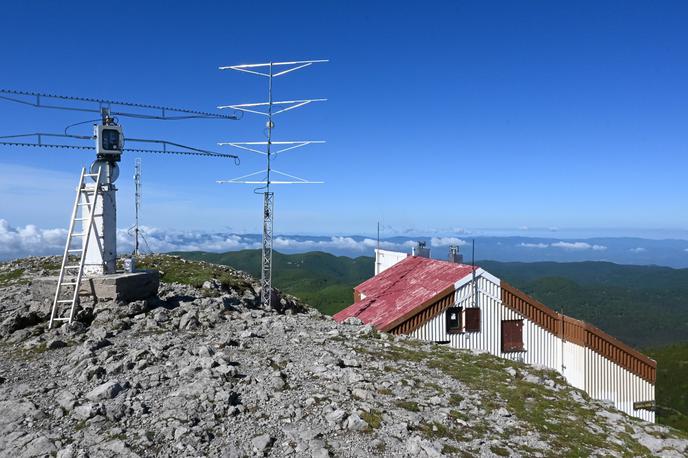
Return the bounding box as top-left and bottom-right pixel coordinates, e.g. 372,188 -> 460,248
175,250 -> 372,315
647,343 -> 688,432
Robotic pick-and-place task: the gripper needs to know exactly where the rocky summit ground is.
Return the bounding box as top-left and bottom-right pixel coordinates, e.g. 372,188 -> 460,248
1,255 -> 687,458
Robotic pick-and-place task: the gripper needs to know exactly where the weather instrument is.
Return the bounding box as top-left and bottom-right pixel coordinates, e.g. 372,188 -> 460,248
217,59 -> 327,308
0,88 -> 241,327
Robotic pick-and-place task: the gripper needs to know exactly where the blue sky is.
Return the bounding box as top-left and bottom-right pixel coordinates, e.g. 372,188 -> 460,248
1,1 -> 687,239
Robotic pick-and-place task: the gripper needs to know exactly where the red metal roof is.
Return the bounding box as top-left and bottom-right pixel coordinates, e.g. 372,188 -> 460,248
333,256 -> 475,331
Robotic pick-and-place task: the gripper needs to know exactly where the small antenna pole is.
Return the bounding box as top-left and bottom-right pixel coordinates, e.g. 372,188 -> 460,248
377,221 -> 380,251
472,239 -> 478,308
133,158 -> 142,257
376,221 -> 381,275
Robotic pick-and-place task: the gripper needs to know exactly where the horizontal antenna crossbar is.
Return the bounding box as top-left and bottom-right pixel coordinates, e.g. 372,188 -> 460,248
0,133 -> 239,159
0,89 -> 239,121
221,60 -> 329,69
218,169 -> 322,185
218,99 -> 326,116
219,60 -> 328,77
217,140 -> 325,156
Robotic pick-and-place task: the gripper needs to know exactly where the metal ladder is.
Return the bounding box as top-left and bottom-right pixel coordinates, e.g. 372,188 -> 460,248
48,167 -> 102,329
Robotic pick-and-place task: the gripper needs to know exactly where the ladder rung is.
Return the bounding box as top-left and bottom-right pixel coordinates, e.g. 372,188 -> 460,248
68,248 -> 83,252
77,203 -> 92,207
53,318 -> 71,321
56,300 -> 73,303
75,215 -> 102,222
61,282 -> 77,286
65,265 -> 80,269
72,233 -> 86,237
84,173 -> 100,177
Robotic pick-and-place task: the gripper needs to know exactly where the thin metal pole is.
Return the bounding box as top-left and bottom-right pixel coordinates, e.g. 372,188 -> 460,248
376,222 -> 381,275
267,62 -> 273,190
134,158 -> 141,256
472,239 -> 477,308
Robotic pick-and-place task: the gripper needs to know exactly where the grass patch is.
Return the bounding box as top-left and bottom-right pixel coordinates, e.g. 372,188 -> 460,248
136,255 -> 252,292
360,409 -> 383,430
449,409 -> 469,421
425,381 -> 446,394
449,394 -> 464,406
490,445 -> 510,456
0,268 -> 25,286
441,444 -> 462,455
395,400 -> 420,412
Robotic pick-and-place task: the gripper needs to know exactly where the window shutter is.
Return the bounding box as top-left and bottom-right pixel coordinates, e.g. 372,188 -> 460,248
446,307 -> 462,334
501,320 -> 524,352
465,308 -> 480,332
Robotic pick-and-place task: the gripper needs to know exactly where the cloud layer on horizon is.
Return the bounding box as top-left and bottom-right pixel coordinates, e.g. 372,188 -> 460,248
0,219 -> 417,259
519,241 -> 607,251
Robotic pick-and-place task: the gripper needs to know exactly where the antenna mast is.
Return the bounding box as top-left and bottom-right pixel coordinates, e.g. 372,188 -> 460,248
133,158 -> 142,256
217,59 -> 327,309
472,239 -> 478,308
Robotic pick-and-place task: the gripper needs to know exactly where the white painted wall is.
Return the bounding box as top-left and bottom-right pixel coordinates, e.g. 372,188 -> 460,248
83,185 -> 117,275
409,273 -> 655,422
563,341 -> 586,391
374,249 -> 408,275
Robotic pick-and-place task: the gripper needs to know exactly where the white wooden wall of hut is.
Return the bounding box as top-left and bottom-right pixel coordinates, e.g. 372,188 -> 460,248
584,348 -> 655,422
409,273 -> 654,422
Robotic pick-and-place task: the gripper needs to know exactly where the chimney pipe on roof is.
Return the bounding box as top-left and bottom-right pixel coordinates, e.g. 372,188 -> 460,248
448,245 -> 463,264
412,241 -> 430,258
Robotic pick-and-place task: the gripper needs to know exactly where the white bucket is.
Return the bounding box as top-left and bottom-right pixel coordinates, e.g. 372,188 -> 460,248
123,258 -> 136,273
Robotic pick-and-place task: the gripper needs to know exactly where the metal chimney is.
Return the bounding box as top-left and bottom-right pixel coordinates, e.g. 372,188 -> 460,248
448,245 -> 464,264
412,241 -> 430,258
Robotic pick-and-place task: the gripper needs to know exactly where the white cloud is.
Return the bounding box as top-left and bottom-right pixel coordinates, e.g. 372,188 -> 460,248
518,241 -> 608,251
0,219 -> 68,258
273,236 -> 414,252
430,237 -> 468,247
518,242 -> 548,249
116,227 -> 252,254
629,247 -> 646,253
551,241 -> 607,251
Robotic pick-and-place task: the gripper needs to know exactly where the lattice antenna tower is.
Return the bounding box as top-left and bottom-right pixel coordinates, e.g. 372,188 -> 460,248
217,60 -> 328,308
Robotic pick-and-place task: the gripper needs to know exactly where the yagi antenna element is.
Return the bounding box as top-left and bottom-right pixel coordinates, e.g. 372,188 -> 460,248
216,59 -> 327,309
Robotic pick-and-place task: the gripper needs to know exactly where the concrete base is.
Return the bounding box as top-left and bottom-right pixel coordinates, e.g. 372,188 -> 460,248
32,270 -> 160,304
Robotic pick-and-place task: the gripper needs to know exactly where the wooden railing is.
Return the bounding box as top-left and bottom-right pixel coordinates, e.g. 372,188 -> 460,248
501,281 -> 656,384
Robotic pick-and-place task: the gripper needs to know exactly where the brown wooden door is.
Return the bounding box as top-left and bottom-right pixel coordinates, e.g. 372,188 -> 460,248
465,308 -> 481,332
502,320 -> 524,352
